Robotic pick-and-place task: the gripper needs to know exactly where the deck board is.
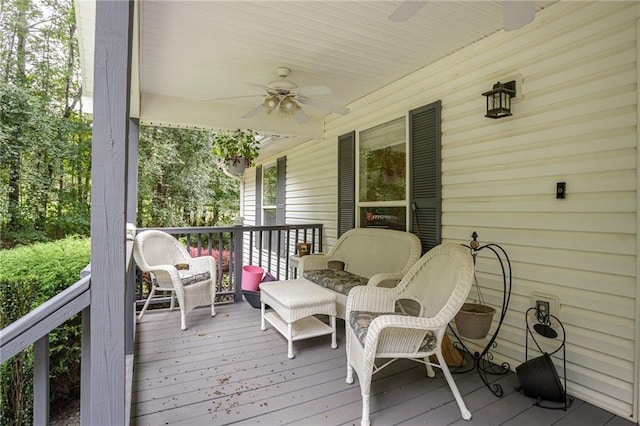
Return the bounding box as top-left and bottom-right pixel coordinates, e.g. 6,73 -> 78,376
132,302 -> 635,426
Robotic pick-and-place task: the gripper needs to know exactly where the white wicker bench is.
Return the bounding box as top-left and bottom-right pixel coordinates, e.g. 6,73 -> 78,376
259,279 -> 338,359
298,228 -> 422,319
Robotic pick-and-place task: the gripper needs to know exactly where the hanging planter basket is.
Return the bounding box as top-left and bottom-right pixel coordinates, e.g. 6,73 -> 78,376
226,157 -> 248,175
455,303 -> 496,339
455,250 -> 496,340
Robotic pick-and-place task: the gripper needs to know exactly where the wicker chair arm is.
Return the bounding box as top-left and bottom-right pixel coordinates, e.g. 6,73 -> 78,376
146,264 -> 182,289
346,285 -> 396,317
367,272 -> 402,288
298,254 -> 329,273
365,314 -> 448,356
189,255 -> 216,273
369,313 -> 449,334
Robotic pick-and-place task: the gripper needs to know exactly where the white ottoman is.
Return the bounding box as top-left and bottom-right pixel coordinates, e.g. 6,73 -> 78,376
259,279 -> 337,359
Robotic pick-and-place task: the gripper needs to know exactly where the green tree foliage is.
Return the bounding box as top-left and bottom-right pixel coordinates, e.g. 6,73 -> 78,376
0,237 -> 90,425
0,0 -> 92,248
137,126 -> 240,228
0,1 -> 242,423
0,0 -> 240,247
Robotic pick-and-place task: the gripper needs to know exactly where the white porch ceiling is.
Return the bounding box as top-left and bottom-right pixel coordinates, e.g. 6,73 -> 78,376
75,0 -> 555,157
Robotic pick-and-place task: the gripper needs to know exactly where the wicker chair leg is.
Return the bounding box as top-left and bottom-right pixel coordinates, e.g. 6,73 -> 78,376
361,392 -> 371,426
180,310 -> 187,331
346,365 -> 354,384
437,351 -> 472,420
424,358 -> 436,378
138,287 -> 156,322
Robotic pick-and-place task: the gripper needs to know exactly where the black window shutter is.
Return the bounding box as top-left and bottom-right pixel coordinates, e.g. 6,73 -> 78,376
255,165 -> 262,225
409,101 -> 441,254
337,131 -> 355,237
276,156 -> 286,225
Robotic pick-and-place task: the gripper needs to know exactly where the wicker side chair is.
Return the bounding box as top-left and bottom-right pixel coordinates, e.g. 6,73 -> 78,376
345,243 -> 475,426
133,230 -> 217,330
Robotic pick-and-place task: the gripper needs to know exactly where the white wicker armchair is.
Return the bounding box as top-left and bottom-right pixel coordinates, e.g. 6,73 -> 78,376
133,230 -> 217,330
345,243 -> 475,426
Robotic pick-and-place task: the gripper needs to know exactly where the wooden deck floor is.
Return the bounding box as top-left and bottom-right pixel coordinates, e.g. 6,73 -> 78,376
131,302 -> 635,426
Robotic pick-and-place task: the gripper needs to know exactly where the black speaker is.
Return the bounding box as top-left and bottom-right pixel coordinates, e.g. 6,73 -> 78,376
516,352 -> 565,402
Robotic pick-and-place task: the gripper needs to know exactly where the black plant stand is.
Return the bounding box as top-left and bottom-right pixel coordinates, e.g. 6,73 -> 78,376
519,307 -> 574,410
448,231 -> 513,397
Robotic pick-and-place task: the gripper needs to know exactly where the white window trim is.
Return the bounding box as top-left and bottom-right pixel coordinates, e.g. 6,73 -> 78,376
355,116 -> 409,229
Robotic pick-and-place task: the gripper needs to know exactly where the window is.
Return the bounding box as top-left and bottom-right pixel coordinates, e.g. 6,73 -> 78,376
338,100 -> 441,252
358,117 -> 407,231
262,164 -> 277,226
255,157 -> 286,252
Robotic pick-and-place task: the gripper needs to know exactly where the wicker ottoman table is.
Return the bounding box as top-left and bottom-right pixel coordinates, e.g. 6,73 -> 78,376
259,279 -> 337,359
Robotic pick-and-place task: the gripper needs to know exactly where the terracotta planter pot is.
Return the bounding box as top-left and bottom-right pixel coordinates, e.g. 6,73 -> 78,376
455,303 -> 496,339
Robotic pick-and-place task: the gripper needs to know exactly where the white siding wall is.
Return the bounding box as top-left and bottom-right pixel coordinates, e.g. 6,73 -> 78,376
244,2 -> 639,419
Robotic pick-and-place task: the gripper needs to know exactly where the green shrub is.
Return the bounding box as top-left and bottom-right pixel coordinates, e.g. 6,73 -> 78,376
0,236 -> 90,426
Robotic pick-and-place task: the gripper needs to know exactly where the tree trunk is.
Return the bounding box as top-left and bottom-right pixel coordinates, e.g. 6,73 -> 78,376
5,1 -> 30,234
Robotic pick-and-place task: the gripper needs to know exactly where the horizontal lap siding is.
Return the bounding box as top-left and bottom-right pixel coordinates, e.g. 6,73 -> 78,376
253,139 -> 339,248
243,1 -> 639,419
438,2 -> 638,418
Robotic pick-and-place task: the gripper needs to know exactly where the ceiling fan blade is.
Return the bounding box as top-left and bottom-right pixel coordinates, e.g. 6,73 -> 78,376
246,82 -> 271,91
388,1 -> 427,22
503,1 -> 535,31
242,104 -> 265,118
293,108 -> 309,124
297,97 -> 350,116
295,85 -> 333,97
208,94 -> 264,101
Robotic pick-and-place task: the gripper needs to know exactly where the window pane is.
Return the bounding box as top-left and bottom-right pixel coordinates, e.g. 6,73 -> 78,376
263,165 -> 277,206
262,208 -> 278,251
359,117 -> 406,202
360,207 -> 407,232
263,208 -> 277,226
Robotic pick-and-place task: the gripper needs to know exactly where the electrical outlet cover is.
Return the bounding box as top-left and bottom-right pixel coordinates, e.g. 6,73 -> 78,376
530,292 -> 560,321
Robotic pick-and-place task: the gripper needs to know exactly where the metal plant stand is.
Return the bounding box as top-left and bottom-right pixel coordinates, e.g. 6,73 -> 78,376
448,231 -> 512,397
519,307 -> 573,410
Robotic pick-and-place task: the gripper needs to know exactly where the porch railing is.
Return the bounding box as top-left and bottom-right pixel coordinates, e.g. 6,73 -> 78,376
135,224 -> 323,306
0,223 -> 323,424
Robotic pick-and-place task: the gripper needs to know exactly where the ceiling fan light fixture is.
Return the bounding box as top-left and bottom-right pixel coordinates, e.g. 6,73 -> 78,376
263,96 -> 279,114
279,97 -> 299,117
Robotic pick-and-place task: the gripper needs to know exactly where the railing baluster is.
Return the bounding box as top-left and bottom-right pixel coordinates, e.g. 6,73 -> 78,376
233,230 -> 244,302
276,229 -> 282,280
33,335 -> 50,425
267,231 -> 273,272
81,305 -> 91,425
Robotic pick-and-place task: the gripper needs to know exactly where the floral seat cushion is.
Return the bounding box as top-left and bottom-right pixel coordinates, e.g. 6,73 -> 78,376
349,310 -> 437,352
303,269 -> 370,296
178,269 -> 211,286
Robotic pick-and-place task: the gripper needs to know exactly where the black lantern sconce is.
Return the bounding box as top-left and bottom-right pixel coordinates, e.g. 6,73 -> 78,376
482,80 -> 516,118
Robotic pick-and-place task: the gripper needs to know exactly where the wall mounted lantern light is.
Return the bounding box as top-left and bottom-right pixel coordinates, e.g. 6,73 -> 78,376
482,80 -> 516,118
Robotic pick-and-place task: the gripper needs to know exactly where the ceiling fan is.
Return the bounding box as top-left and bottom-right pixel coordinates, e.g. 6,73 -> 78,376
389,1 -> 536,32
237,67 -> 350,124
